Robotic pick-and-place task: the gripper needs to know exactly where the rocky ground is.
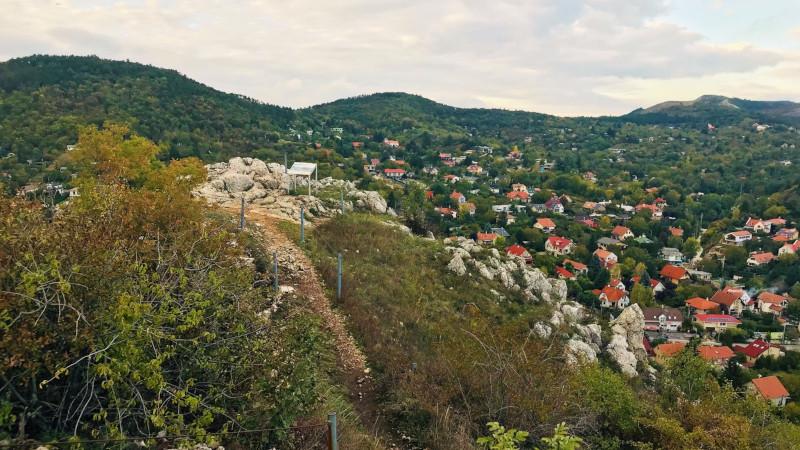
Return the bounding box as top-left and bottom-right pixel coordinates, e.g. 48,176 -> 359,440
444,237 -> 649,378
193,157 -> 392,222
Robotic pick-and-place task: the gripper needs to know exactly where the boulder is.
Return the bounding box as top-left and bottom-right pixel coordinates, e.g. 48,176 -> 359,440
447,255 -> 467,276
222,173 -> 254,193
566,339 -> 598,366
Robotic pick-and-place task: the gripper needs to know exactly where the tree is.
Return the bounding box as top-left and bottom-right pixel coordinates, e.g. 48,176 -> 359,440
477,422 -> 529,450
682,237 -> 701,259
537,423 -> 583,450
631,284 -> 655,307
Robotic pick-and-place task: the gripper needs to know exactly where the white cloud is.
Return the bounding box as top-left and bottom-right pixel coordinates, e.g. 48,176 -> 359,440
0,0 -> 794,115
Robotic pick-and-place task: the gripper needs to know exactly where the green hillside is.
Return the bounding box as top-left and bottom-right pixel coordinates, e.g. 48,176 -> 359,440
0,55 -> 295,181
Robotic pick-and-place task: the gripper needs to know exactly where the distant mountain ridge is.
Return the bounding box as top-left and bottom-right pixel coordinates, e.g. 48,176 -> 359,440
626,94 -> 800,126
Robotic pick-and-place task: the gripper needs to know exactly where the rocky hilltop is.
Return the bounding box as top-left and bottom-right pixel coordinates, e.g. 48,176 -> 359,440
193,157 -> 392,221
445,237 -> 648,377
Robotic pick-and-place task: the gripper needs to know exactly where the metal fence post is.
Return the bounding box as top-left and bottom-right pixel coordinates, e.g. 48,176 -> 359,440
273,251 -> 279,291
337,253 -> 342,300
327,412 -> 338,450
239,196 -> 245,230
300,207 -> 305,244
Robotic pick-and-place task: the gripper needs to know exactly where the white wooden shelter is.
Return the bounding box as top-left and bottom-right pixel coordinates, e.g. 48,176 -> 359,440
287,162 -> 317,196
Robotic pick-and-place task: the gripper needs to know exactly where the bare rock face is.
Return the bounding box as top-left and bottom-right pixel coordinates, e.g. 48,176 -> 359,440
447,254 -> 467,276
566,339 -> 598,366
605,304 -> 648,377
194,158 -> 390,222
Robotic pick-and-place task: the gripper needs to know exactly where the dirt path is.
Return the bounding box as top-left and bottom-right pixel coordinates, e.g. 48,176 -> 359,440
226,206 -> 390,447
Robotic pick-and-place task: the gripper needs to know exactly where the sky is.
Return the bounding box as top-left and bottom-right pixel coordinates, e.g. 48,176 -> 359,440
1,0 -> 799,116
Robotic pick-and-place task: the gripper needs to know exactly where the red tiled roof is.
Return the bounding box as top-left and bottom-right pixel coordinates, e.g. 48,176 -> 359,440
546,236 -> 572,250
655,342 -> 686,357
698,345 -> 735,361
536,218 -> 557,228
507,191 -> 529,200
749,252 -> 775,264
711,289 -> 740,307
751,376 -> 790,400
733,339 -> 771,358
659,264 -> 687,281
758,291 -> 788,304
450,191 -> 464,201
669,226 -> 684,237
612,225 -> 631,238
600,286 -> 627,302
563,259 -> 587,271
694,314 -> 741,324
686,297 -> 719,311
506,244 -> 529,258
555,266 -> 575,279
727,230 -> 752,238
477,232 -> 498,242
383,168 -> 405,175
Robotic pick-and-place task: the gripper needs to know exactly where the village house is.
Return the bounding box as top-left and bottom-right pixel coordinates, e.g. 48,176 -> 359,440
511,183 -> 528,193
533,218 -> 557,233
545,196 -> 565,214
697,345 -> 736,367
506,190 -> 529,202
555,266 -> 576,280
734,339 -> 783,365
745,217 -> 773,234
351,141 -> 363,149
642,306 -> 684,332
476,232 -> 499,245
654,342 -> 686,365
693,314 -> 741,332
443,174 -> 461,184
756,291 -> 791,315
659,264 -> 689,285
659,247 -> 684,264
596,237 -> 622,250
611,225 -> 634,241
725,230 -> 752,245
779,240 -> 800,256
710,286 -> 753,315
450,191 -> 466,204
593,249 -> 618,268
650,279 -> 666,294
686,297 -> 720,314
747,251 -> 776,267
748,376 -> 790,407
506,244 -> 533,264
598,285 -> 630,309
545,236 -> 574,256
583,171 -> 597,183
774,228 -> 799,242
466,164 -> 483,175
668,226 -> 684,237
459,202 -> 476,216
635,203 -> 662,218
435,207 -> 457,219
563,259 -> 588,275
383,168 -> 406,179
383,138 -> 400,148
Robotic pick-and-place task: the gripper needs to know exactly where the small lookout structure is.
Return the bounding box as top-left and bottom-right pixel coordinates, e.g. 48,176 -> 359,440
287,162 -> 318,196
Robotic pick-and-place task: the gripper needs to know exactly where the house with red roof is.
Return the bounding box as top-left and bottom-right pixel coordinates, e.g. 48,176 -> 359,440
650,279 -> 666,294
534,218 -> 557,233
747,251 -> 776,267
450,191 -> 466,204
459,202 -> 476,216
593,249 -> 618,268
506,191 -> 529,202
545,236 -> 574,256
555,266 -> 576,280
506,244 -> 532,263
668,226 -> 684,237
443,174 -> 461,184
748,376 -> 790,407
435,207 -> 457,219
733,339 -> 783,364
725,230 -> 752,245
697,345 -> 736,367
598,285 -> 630,309
383,168 -> 406,178
779,240 -> 800,256
659,264 -> 688,285
466,164 -> 483,175
352,141 -> 364,149
611,225 -> 634,241
710,286 -> 753,315
424,190 -> 434,200
511,183 -> 528,193
476,232 -> 499,245
545,196 -> 564,214
744,217 -> 773,234
773,228 -> 798,242
635,203 -> 662,218
756,291 -> 791,315
686,297 -> 720,314
383,138 -> 400,148
693,314 -> 741,332
563,259 -> 588,275
654,342 -> 686,365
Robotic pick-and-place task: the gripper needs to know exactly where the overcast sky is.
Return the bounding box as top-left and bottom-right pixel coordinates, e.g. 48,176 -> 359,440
2,0 -> 799,116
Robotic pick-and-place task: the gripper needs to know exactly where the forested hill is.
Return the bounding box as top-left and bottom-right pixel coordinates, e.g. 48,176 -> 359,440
306,92 -> 555,138
0,55 -> 294,165
625,94 -> 800,127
